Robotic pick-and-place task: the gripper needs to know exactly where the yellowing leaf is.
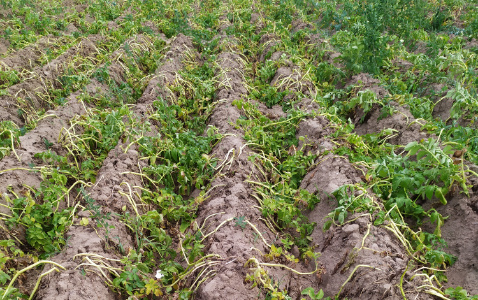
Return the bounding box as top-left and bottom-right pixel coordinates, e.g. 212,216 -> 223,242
79,218 -> 89,226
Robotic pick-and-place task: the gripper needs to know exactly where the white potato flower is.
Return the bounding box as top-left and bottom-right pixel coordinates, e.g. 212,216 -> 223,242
155,270 -> 164,280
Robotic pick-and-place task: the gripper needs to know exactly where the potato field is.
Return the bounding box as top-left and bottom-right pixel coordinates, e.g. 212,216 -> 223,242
0,0 -> 478,299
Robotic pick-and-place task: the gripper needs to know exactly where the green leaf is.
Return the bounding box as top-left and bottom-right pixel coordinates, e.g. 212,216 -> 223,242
301,287 -> 324,299
404,141 -> 418,151
234,216 -> 247,230
416,150 -> 427,160
425,185 -> 435,200
435,187 -> 447,205
180,221 -> 190,233
374,211 -> 385,226
408,145 -> 420,156
337,212 -> 345,224
137,263 -> 150,273
377,165 -> 388,177
442,145 -> 454,155
396,197 -> 406,208
0,270 -> 11,285
302,287 -> 314,295
323,220 -> 332,231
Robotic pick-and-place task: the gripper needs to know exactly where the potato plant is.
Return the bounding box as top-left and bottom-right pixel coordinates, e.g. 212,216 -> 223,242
0,0 -> 477,299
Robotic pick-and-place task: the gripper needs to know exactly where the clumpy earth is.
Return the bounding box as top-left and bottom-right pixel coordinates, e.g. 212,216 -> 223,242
0,0 -> 477,299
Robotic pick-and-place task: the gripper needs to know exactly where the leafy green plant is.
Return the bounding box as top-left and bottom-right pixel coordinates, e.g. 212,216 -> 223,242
445,286 -> 478,300
245,261 -> 292,300
0,240 -> 35,291
81,188 -> 114,240
301,287 -> 325,300
371,138 -> 464,219
344,90 -> 381,122
338,40 -> 364,75
0,69 -> 20,88
43,138 -> 53,150
315,62 -> 346,86
430,7 -> 452,31
234,216 -> 247,230
1,0 -> 478,298
113,250 -> 151,297
361,3 -> 392,74
232,99 -> 320,250
258,60 -> 279,83
443,83 -> 478,123
5,181 -> 73,256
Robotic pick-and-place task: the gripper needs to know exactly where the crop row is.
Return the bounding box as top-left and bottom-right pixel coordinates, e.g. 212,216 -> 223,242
0,0 -> 477,299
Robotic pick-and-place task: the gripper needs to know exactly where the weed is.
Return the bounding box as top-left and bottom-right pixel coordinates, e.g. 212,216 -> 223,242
81,188 -> 113,240
301,287 -> 325,300
43,138 -> 53,150
234,216 -> 247,230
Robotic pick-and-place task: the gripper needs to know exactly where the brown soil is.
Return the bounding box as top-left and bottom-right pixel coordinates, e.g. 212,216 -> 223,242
0,38 -> 10,55
0,35 -> 154,244
465,38 -> 478,50
429,83 -> 477,127
256,33 -> 439,298
38,224 -> 119,300
1,3 -> 476,299
426,83 -> 450,120
195,51 -> 316,300
270,66 -> 315,96
136,33 -> 191,106
343,72 -> 434,146
391,58 -> 414,73
0,7 -> 136,126
411,41 -> 428,54
346,73 -> 390,99
37,142 -> 143,300
251,100 -> 287,120
252,12 -> 265,34
291,19 -> 315,33
262,37 -> 315,100
0,91 -> 91,242
433,193 -> 478,294
193,22 -> 319,299
258,34 -> 279,62
330,62 -> 478,300
0,1 -> 88,57
296,115 -> 334,155
354,102 -> 430,146
0,35 -> 74,72
0,34 -> 105,126
300,145 -> 432,298
37,33 -> 193,300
